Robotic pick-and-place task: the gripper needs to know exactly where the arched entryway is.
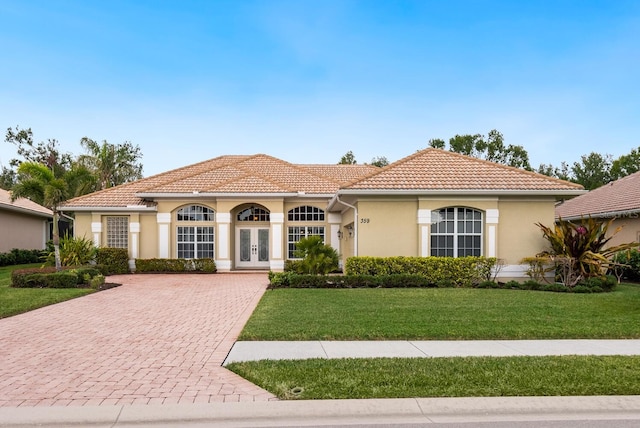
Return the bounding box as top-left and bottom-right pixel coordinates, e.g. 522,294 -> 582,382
234,204 -> 270,269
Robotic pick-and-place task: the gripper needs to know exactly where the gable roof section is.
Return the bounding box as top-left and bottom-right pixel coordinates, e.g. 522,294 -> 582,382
341,148 -> 584,194
0,188 -> 53,218
63,154 -> 365,209
555,170 -> 640,219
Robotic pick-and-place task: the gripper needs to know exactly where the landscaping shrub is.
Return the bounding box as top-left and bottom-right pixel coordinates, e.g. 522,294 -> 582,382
342,275 -> 380,288
135,258 -> 217,273
10,266 -> 104,288
292,236 -> 340,275
0,252 -> 16,266
344,256 -> 496,287
46,235 -> 96,267
611,249 -> 640,282
47,272 -> 81,288
192,258 -> 217,273
476,280 -> 498,289
288,274 -> 329,288
579,275 -> 616,292
536,217 -> 637,286
543,283 -> 569,292
0,248 -> 45,267
96,248 -> 130,275
284,259 -> 304,273
268,271 -> 295,287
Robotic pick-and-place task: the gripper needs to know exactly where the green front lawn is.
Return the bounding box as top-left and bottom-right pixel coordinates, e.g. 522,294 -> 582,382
227,355 -> 640,399
0,264 -> 95,319
240,285 -> 640,340
232,284 -> 640,400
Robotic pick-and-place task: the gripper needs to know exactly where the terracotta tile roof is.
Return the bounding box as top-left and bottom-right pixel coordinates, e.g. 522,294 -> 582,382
342,148 -> 585,192
299,164 -> 380,183
63,150 -> 584,209
555,170 -> 640,219
0,188 -> 53,217
63,154 -> 350,208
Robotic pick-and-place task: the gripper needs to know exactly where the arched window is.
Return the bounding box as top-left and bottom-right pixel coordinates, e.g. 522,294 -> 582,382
177,205 -> 215,222
175,205 -> 215,259
430,207 -> 483,257
237,206 -> 270,222
288,206 -> 325,222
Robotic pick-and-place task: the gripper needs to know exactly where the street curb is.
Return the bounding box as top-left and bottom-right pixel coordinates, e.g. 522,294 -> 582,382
1,396 -> 640,427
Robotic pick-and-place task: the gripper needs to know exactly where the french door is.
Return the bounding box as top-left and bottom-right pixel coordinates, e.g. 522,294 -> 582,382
235,227 -> 270,268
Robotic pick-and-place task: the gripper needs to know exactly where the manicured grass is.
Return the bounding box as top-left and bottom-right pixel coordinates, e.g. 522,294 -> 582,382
0,264 -> 95,319
240,284 -> 640,340
227,355 -> 640,399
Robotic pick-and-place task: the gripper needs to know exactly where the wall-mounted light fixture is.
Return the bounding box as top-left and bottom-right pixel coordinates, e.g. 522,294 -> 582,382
337,230 -> 343,239
345,224 -> 354,238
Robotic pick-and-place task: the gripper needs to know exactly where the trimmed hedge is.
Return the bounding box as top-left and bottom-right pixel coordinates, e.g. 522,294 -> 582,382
11,266 -> 105,289
0,248 -> 46,267
269,273 -> 462,289
135,258 -> 216,273
345,256 -> 496,287
268,272 -> 616,293
96,248 -> 130,275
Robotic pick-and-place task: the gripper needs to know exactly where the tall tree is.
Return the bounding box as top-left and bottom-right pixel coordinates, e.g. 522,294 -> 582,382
427,138 -> 446,149
11,162 -> 68,271
370,156 -> 389,167
77,138 -> 143,190
338,151 -> 357,165
5,126 -> 73,178
537,161 -> 571,181
572,152 -> 612,190
610,147 -> 640,180
431,129 -> 532,170
0,166 -> 15,190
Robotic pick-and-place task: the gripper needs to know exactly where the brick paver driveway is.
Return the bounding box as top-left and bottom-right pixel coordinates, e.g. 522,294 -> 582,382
0,273 -> 276,407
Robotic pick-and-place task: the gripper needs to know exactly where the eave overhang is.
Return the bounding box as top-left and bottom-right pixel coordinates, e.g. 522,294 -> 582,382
135,192 -> 336,199
0,204 -> 53,219
557,208 -> 640,221
63,206 -> 158,212
337,189 -> 587,197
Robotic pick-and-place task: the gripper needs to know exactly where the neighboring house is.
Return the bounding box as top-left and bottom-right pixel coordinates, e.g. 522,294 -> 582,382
555,170 -> 640,247
0,188 -> 53,253
63,148 -> 584,279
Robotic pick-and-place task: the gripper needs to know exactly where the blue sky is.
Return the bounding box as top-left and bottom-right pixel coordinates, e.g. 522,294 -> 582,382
1,0 -> 639,176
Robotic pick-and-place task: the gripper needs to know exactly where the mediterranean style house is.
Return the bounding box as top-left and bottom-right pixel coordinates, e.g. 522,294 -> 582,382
0,188 -> 53,252
63,148 -> 584,279
556,170 -> 640,247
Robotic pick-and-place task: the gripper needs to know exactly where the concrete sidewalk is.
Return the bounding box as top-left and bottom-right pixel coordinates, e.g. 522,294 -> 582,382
1,396 -> 639,427
224,339 -> 640,364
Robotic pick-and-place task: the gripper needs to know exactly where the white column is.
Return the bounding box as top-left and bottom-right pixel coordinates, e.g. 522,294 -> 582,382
157,213 -> 171,258
486,209 -> 499,258
270,213 -> 284,260
130,222 -> 140,259
328,213 -> 342,252
216,212 -> 231,271
91,222 -> 102,247
417,209 -> 432,257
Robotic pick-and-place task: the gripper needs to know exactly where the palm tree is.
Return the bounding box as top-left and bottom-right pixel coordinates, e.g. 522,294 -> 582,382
11,162 -> 68,271
77,138 -> 143,190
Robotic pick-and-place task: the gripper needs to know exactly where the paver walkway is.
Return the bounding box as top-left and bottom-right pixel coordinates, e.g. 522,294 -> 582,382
0,273 -> 276,407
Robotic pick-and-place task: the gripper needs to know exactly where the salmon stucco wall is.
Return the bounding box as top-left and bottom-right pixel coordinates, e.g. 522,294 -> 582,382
608,217 -> 640,248
0,210 -> 49,252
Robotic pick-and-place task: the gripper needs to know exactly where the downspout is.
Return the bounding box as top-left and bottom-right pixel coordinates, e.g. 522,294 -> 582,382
335,194 -> 358,257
